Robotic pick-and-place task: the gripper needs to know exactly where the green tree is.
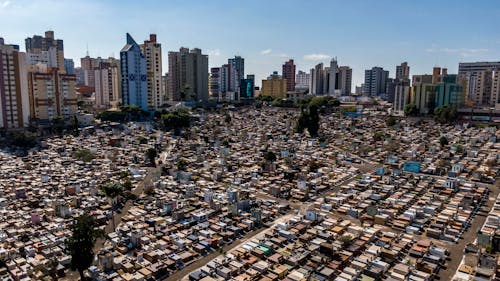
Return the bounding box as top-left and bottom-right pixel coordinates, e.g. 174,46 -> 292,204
263,151 -> 277,163
100,182 -> 124,229
308,161 -> 321,173
439,136 -> 449,147
73,149 -> 95,162
296,104 -> 320,137
256,95 -> 274,102
434,106 -> 458,123
145,147 -> 157,166
177,158 -> 188,171
404,103 -> 418,116
123,178 -> 133,191
51,116 -> 66,134
386,116 -> 396,126
96,111 -> 126,122
162,108 -> 191,135
65,213 -> 104,280
9,130 -> 37,149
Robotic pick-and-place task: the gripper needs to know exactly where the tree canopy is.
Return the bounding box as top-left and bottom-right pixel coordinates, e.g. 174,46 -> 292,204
404,103 -> 418,116
439,136 -> 449,147
434,106 -> 458,123
73,149 -> 95,162
162,108 -> 191,135
65,213 -> 104,280
8,130 -> 37,149
296,103 -> 320,137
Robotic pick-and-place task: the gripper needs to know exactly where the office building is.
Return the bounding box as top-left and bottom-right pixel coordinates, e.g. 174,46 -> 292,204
364,67 -> 389,96
141,34 -> 164,109
295,70 -> 310,90
120,33 -> 148,110
261,71 -> 286,99
282,59 -> 296,92
412,74 -> 433,85
0,38 -> 29,128
338,66 -> 352,95
25,31 -> 65,73
396,62 -> 410,80
412,83 -> 438,115
436,75 -> 462,108
28,66 -> 77,123
168,47 -> 209,102
239,75 -> 255,100
64,58 -> 74,75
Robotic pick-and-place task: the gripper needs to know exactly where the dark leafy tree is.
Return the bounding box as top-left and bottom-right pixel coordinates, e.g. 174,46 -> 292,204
9,130 -> 37,149
404,103 -> 418,116
100,182 -> 124,229
308,161 -> 321,173
162,108 -> 191,135
439,136 -> 449,147
386,116 -> 396,126
73,149 -> 95,162
145,148 -> 157,166
65,213 -> 104,280
51,116 -> 66,134
177,158 -> 188,171
434,106 -> 458,123
263,151 -> 277,163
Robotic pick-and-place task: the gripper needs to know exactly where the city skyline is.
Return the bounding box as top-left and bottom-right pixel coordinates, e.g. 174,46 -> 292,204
1,0 -> 500,87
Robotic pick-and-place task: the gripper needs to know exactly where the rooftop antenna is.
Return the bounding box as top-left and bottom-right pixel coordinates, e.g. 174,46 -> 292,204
86,43 -> 89,57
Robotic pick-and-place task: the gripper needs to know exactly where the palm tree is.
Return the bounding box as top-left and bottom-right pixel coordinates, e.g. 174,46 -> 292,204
100,183 -> 124,230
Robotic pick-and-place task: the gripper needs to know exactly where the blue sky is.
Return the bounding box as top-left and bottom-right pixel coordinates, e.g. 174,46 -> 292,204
1,0 -> 500,87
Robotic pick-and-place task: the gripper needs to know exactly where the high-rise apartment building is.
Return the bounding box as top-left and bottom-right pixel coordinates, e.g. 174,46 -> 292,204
228,56 -> 244,93
141,34 -> 164,109
80,55 -> 98,88
168,47 -> 209,102
94,58 -> 121,109
310,63 -> 325,95
328,59 -> 338,96
209,67 -> 221,97
0,38 -> 29,128
282,59 -> 296,92
261,72 -> 286,99
338,66 -> 352,96
396,62 -> 410,80
120,33 -> 148,110
25,31 -> 65,73
295,70 -> 310,90
364,67 -> 389,96
393,83 -> 411,114
27,66 -> 77,122
458,62 -> 500,107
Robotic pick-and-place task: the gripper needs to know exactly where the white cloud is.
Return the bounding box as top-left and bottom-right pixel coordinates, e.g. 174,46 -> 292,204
303,53 -> 331,61
260,49 -> 272,55
1,1 -> 10,8
207,49 -> 221,56
425,47 -> 489,58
